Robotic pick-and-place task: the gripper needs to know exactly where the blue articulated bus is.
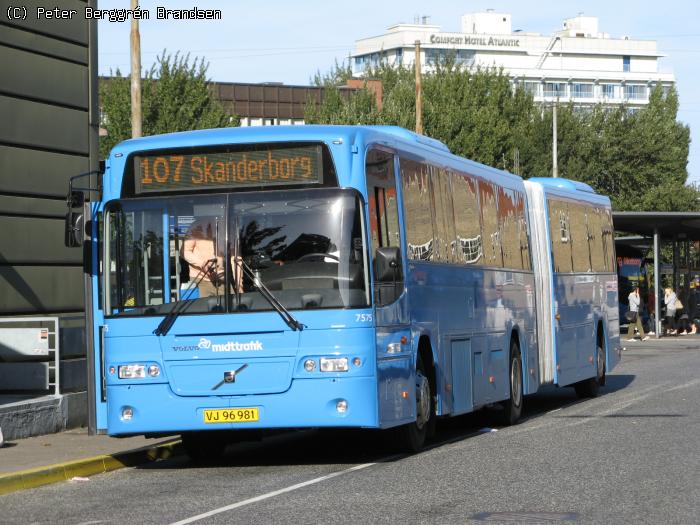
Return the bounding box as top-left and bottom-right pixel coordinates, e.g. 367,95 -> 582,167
524,179 -> 621,394
65,125 -> 621,458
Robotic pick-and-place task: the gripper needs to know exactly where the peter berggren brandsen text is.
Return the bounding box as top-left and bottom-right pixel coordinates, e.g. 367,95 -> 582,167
35,6 -> 223,22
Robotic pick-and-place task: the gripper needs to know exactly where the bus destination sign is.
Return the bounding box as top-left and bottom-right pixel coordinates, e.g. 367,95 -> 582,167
133,144 -> 323,194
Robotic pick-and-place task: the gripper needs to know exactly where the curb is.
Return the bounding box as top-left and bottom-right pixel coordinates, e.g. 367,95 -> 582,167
0,439 -> 181,496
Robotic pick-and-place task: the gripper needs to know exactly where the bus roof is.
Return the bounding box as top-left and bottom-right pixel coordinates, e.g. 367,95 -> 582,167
109,125 -> 535,194
527,178 -> 595,194
110,125 -> 451,156
526,177 -> 610,206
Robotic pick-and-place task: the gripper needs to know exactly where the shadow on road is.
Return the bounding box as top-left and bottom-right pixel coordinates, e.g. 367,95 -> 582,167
135,373 -> 636,471
601,373 -> 636,392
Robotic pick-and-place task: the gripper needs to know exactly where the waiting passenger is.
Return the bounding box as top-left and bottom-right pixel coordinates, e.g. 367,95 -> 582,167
646,286 -> 656,335
688,282 -> 699,334
626,287 -> 648,342
664,287 -> 678,335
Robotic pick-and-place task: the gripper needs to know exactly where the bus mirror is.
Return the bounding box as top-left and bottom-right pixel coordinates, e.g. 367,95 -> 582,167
68,190 -> 85,209
65,210 -> 84,247
375,247 -> 402,282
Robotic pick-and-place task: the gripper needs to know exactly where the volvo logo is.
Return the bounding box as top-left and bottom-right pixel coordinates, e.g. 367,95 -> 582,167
212,364 -> 249,390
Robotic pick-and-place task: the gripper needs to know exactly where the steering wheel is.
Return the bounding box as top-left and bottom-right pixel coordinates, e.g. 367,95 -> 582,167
297,252 -> 340,263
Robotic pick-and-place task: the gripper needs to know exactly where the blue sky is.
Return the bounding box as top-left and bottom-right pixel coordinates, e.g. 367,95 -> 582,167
98,0 -> 700,184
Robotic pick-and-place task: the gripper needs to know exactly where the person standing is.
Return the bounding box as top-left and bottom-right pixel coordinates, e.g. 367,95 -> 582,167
689,282 -> 699,334
646,286 -> 656,335
182,218 -> 224,298
626,287 -> 649,341
664,287 -> 678,335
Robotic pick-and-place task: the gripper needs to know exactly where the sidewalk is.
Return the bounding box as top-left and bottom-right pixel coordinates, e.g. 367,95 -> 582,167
0,428 -> 180,495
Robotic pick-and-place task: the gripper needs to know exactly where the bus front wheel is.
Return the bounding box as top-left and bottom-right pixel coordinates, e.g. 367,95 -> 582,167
395,355 -> 433,453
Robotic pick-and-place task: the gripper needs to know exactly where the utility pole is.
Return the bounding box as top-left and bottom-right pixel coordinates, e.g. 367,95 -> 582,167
414,40 -> 423,135
552,100 -> 558,178
130,0 -> 142,138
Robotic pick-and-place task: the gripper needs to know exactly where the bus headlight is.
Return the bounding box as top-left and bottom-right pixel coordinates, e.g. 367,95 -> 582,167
118,364 -> 145,379
304,359 -> 316,372
148,364 -> 160,377
387,342 -> 402,354
320,357 -> 348,372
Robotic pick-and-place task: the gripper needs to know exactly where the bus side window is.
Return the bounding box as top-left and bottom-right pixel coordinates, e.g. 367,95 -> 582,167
452,172 -> 482,265
479,180 -> 503,268
366,149 -> 402,305
588,207 -> 606,272
430,167 -> 456,263
498,186 -> 523,270
570,204 -> 592,272
401,158 -> 434,262
602,209 -> 616,272
516,192 -> 531,271
548,198 -> 573,273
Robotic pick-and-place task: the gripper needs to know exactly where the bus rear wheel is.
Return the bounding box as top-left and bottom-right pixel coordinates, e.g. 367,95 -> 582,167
182,431 -> 228,462
575,343 -> 605,398
496,341 -> 523,426
395,355 -> 433,453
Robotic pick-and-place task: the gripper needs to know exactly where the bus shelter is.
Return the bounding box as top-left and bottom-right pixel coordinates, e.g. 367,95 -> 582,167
612,212 -> 700,338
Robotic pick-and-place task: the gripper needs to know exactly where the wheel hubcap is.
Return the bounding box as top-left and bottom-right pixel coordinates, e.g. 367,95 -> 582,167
415,371 -> 430,430
597,346 -> 605,381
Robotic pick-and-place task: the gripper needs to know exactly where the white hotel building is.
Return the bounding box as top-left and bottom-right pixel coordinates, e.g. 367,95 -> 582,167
352,11 -> 675,111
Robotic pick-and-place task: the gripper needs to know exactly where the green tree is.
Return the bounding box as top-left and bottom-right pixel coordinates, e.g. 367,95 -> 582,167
638,179 -> 700,211
100,52 -> 236,158
310,59 -> 353,87
631,86 -> 693,210
306,64 -> 693,211
306,60 -> 536,172
546,85 -> 694,211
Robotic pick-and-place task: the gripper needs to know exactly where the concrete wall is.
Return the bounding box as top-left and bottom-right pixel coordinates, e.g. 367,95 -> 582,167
0,0 -> 98,315
0,392 -> 86,440
0,0 -> 98,417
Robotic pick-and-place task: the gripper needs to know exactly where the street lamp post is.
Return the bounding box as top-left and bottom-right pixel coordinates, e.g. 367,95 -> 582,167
130,0 -> 142,138
415,40 -> 423,135
552,102 -> 558,177
552,86 -> 559,178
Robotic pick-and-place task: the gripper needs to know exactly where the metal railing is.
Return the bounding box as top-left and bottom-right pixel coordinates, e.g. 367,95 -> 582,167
0,317 -> 60,395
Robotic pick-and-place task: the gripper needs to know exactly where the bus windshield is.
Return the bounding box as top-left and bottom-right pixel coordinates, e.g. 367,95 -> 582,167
105,189 -> 370,317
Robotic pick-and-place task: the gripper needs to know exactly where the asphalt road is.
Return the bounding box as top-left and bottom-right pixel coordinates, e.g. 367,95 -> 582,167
3,338 -> 700,525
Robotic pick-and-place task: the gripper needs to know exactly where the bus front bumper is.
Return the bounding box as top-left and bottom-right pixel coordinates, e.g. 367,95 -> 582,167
106,376 -> 379,435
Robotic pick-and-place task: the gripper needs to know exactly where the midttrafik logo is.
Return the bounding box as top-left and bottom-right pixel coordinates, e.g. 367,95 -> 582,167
198,338 -> 264,352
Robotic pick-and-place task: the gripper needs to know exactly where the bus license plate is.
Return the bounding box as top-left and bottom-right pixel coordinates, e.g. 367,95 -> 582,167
203,408 -> 259,424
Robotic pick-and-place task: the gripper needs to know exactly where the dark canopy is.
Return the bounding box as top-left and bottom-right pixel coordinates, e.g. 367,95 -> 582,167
613,212 -> 700,239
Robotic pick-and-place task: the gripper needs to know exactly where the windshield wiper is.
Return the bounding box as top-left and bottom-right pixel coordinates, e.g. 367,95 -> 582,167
153,258 -> 218,337
237,258 -> 305,332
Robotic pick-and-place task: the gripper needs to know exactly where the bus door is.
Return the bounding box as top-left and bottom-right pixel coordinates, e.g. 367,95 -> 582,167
366,148 -> 412,428
91,201 -> 108,433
